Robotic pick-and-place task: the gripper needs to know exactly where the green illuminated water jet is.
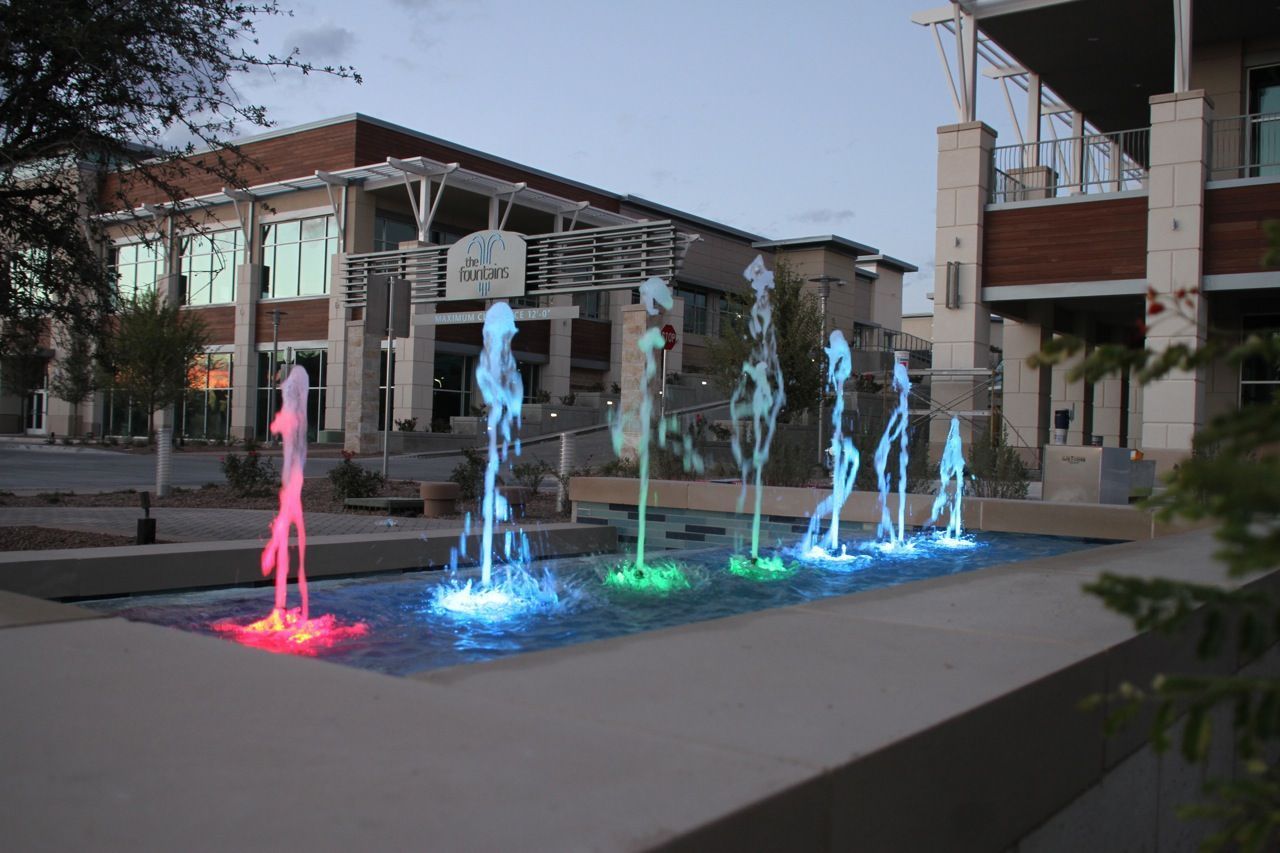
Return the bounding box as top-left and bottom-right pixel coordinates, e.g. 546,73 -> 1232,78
605,277 -> 702,593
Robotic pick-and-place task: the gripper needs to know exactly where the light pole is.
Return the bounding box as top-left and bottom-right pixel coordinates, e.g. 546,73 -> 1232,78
808,275 -> 845,468
268,309 -> 286,446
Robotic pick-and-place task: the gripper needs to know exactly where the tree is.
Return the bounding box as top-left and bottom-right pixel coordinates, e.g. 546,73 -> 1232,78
98,289 -> 209,436
1036,282 -> 1280,850
706,260 -> 823,422
48,329 -> 95,435
0,0 -> 359,358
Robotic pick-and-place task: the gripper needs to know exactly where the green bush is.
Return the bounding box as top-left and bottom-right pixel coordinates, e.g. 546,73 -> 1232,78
328,451 -> 385,500
762,436 -> 817,487
449,446 -> 487,500
967,423 -> 1030,499
510,459 -> 554,492
221,449 -> 279,497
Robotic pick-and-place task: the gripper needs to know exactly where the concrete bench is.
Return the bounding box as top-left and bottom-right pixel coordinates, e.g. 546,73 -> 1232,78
343,497 -> 424,515
419,481 -> 461,518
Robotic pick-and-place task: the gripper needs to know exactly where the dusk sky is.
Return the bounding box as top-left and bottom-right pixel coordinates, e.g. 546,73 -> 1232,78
233,0 -> 1018,314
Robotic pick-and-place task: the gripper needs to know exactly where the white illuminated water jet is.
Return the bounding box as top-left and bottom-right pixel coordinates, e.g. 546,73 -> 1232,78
800,330 -> 863,563
873,361 -> 912,551
929,416 -> 973,547
431,303 -> 563,620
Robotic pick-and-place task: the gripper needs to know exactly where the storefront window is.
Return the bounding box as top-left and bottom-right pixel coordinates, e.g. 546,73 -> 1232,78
1241,315 -> 1280,406
432,353 -> 472,431
181,353 -> 233,439
256,349 -> 326,440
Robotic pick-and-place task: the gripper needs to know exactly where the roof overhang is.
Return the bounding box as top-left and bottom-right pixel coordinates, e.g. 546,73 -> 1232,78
966,0 -> 1280,132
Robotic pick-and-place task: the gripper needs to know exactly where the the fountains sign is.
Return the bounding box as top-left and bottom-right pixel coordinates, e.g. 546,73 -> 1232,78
446,230 -> 527,301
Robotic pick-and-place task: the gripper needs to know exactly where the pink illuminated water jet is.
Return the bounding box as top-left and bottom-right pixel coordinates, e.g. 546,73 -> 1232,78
214,364 -> 367,652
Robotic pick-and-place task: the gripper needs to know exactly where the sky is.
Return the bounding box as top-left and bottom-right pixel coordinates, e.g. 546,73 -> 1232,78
229,0 -> 1016,315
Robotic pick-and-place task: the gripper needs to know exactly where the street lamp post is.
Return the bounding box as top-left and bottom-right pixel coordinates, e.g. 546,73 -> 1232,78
808,275 -> 845,468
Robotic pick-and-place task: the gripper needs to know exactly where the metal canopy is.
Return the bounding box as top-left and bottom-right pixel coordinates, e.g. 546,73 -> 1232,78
341,220 -> 694,307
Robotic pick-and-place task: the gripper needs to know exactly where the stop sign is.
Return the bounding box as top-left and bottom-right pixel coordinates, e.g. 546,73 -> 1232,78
660,324 -> 678,350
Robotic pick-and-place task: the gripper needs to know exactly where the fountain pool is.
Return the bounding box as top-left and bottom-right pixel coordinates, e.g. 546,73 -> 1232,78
82,530 -> 1105,676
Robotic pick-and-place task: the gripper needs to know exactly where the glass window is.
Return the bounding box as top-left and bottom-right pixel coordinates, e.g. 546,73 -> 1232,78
432,353 -> 472,432
180,230 -> 243,305
677,288 -> 709,335
181,353 -> 233,439
113,241 -> 162,302
374,213 -> 418,251
572,290 -> 602,320
1241,314 -> 1280,406
1249,64 -> 1280,177
262,216 -> 335,298
518,361 -> 538,402
256,349 -> 327,441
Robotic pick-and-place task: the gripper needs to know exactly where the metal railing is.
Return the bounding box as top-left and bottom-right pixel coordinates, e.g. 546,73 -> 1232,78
989,127 -> 1150,203
1208,111 -> 1280,180
850,324 -> 932,369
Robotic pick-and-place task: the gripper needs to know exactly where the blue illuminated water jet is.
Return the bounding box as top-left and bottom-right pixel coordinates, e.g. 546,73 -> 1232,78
928,416 -> 975,549
874,362 -> 912,551
800,330 -> 863,563
430,303 -> 569,620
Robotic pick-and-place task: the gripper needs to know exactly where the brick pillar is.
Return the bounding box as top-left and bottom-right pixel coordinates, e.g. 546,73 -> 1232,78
1000,313 -> 1051,461
543,293 -> 573,401
230,264 -> 263,441
931,121 -> 996,455
1141,90 -> 1211,472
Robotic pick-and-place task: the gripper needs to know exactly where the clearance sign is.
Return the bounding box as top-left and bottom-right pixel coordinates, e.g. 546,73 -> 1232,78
445,230 -> 527,300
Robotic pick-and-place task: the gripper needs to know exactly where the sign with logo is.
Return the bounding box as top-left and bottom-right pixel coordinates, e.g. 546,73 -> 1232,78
661,324 -> 678,350
445,230 -> 527,301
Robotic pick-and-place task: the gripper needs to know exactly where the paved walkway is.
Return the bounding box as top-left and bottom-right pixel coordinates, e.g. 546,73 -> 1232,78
0,506 -> 477,543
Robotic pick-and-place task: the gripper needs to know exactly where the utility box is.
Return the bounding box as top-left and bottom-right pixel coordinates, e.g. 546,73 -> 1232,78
1042,445 -> 1132,505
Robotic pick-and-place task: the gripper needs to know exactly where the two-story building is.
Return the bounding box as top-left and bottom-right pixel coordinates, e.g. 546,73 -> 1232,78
916,0 -> 1279,472
3,114 -> 917,448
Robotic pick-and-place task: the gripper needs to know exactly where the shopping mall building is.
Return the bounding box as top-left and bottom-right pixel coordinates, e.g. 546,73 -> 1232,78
2,114 -> 917,450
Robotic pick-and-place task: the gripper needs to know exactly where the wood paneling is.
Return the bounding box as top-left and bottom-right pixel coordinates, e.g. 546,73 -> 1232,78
185,305 -> 235,345
571,319 -> 611,363
353,122 -> 620,212
255,298 -> 329,344
983,196 -> 1147,286
1205,185 -> 1280,275
513,320 -> 550,357
100,121 -> 361,207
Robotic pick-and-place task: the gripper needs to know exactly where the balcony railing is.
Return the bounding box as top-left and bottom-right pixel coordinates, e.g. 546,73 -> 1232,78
1208,112 -> 1280,181
851,324 -> 932,369
989,127 -> 1150,204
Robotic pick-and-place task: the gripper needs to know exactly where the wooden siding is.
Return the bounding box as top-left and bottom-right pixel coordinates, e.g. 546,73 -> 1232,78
255,298 -> 330,344
1205,184 -> 1280,275
185,305 -> 236,345
983,196 -> 1147,286
101,121 -> 360,207
353,122 -> 620,213
571,319 -> 611,364
514,321 -> 550,357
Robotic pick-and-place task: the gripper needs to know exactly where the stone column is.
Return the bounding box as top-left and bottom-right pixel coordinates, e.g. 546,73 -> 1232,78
1141,90 -> 1211,472
542,293 -> 574,401
324,254 -> 348,441
1091,374 -> 1125,447
343,277 -> 389,455
617,303 -> 656,459
396,302 -> 436,430
931,121 -> 996,456
230,264 -> 263,441
1050,335 -> 1089,445
1000,314 -> 1051,462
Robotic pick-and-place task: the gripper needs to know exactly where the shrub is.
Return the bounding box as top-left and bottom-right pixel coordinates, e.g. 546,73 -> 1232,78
597,456 -> 640,478
762,436 -> 817,487
329,451 -> 384,500
510,459 -> 554,492
395,417 -> 418,432
558,392 -> 577,406
221,449 -> 279,497
532,389 -> 551,404
967,423 -> 1030,499
448,446 -> 487,500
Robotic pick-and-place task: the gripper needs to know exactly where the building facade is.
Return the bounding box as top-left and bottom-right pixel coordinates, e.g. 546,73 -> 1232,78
4,114 -> 916,447
916,0 -> 1280,472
